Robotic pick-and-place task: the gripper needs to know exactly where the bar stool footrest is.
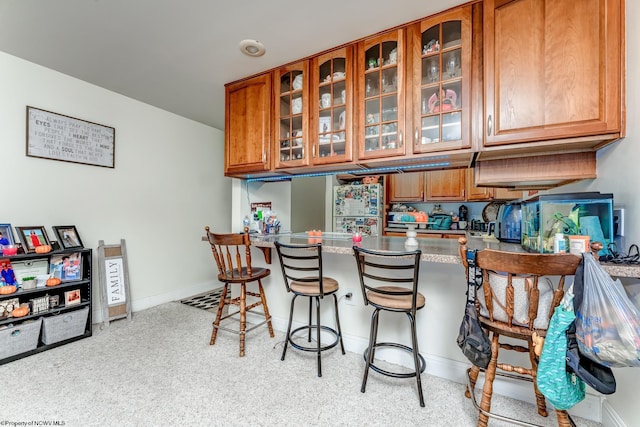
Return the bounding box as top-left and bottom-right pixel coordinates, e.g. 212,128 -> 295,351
288,325 -> 340,353
364,342 -> 426,379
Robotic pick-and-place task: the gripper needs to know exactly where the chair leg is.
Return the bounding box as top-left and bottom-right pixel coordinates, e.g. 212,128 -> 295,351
281,295 -> 296,361
477,332 -> 500,427
361,308 -> 380,393
555,410 -> 576,427
257,279 -> 274,338
332,294 -> 345,355
528,338 -> 548,417
408,312 -> 425,407
465,365 -> 481,399
210,284 -> 228,346
315,296 -> 322,377
307,297 -> 313,343
239,282 -> 247,357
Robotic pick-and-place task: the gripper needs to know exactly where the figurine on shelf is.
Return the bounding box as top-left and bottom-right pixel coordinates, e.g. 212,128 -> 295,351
423,39 -> 440,54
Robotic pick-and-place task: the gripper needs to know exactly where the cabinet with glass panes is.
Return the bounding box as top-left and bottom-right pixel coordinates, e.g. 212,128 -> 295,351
356,29 -> 406,160
409,6 -> 472,154
311,46 -> 354,165
274,62 -> 310,169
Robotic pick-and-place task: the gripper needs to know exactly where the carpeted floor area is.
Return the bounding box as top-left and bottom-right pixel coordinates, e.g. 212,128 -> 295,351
0,302 -> 602,427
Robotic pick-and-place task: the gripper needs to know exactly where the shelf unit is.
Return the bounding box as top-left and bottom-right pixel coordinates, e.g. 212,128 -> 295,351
0,248 -> 92,365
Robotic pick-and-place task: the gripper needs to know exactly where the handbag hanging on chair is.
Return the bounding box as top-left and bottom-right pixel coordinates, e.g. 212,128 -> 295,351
457,249 -> 491,369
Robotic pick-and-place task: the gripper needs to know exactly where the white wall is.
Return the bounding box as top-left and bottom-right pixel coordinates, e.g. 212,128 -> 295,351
0,51 -> 230,319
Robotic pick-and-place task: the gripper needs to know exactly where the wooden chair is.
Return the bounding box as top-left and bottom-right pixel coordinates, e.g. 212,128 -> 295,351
353,246 -> 426,407
205,226 -> 274,357
274,241 -> 345,377
458,237 -> 582,427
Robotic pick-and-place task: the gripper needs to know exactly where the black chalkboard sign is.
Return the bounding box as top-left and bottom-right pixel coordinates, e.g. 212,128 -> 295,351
26,106 -> 115,168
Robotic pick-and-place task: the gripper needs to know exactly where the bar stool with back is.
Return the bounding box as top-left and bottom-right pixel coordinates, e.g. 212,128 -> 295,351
205,226 -> 274,357
274,241 -> 345,377
458,237 -> 582,427
352,246 -> 426,407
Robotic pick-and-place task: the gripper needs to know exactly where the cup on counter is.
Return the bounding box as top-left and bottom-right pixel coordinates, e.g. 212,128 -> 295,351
352,232 -> 362,243
458,220 -> 467,230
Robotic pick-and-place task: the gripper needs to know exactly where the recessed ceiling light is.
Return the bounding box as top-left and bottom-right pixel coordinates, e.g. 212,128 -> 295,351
239,39 -> 266,57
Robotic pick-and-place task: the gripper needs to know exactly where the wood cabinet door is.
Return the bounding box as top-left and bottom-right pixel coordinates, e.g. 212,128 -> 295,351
225,74 -> 272,176
356,29 -> 407,160
425,169 -> 466,201
274,61 -> 311,169
388,172 -> 424,202
465,168 -> 493,201
483,0 -> 623,146
409,6 -> 473,153
311,46 -> 354,165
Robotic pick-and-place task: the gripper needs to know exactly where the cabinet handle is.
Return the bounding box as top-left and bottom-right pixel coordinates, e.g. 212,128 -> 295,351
262,152 -> 266,163
398,131 -> 403,148
312,145 -> 316,158
415,127 -> 419,144
487,115 -> 493,137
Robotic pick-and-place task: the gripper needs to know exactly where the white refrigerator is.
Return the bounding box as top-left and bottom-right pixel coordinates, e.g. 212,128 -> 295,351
333,183 -> 383,236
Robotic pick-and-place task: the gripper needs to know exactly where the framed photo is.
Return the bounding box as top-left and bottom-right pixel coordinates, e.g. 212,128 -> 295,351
0,224 -> 15,246
16,226 -> 50,253
64,289 -> 82,306
53,226 -> 83,249
49,252 -> 82,282
27,106 -> 115,168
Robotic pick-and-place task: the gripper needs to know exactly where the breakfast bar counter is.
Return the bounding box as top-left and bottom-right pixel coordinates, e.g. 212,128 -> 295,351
251,233 -> 640,278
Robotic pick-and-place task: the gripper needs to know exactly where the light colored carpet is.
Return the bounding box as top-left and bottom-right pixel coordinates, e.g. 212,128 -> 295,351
0,302 -> 602,427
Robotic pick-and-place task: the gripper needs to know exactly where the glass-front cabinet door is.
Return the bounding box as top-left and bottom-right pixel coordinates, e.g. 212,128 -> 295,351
410,6 -> 471,153
357,29 -> 406,160
311,46 -> 354,165
274,62 -> 310,169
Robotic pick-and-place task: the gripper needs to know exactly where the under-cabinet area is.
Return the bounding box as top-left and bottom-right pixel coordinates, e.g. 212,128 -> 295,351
0,249 -> 92,365
224,0 -> 625,190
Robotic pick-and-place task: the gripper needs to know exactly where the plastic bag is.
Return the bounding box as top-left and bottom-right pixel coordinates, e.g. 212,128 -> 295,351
576,252 -> 640,367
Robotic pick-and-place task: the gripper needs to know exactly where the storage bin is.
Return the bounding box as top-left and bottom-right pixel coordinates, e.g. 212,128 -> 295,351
41,307 -> 89,345
0,318 -> 42,359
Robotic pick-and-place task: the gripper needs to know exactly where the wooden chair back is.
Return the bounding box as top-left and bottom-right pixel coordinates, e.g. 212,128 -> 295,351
205,226 -> 253,281
459,238 -> 581,332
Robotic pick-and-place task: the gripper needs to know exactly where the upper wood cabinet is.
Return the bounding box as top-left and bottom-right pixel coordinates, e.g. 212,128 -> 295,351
310,46 -> 355,165
482,0 -> 624,148
465,168 -> 523,200
425,169 -> 466,201
388,172 -> 424,202
224,74 -> 272,177
274,61 -> 310,169
407,6 -> 473,154
356,29 -> 407,160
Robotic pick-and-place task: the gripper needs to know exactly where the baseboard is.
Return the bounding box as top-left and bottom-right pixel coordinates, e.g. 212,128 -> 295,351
602,399 -> 627,427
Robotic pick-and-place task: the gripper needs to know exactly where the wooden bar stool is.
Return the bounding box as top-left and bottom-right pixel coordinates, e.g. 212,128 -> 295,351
353,246 -> 426,407
458,237 -> 582,427
205,226 -> 274,357
274,241 -> 345,377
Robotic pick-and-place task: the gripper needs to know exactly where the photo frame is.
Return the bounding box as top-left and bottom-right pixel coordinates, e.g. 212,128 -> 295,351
16,226 -> 50,253
64,289 -> 82,306
27,106 -> 115,168
53,226 -> 83,249
49,252 -> 82,282
0,224 -> 15,246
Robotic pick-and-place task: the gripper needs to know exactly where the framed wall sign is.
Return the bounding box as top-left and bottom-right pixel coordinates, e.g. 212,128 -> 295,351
98,239 -> 131,327
26,106 -> 115,168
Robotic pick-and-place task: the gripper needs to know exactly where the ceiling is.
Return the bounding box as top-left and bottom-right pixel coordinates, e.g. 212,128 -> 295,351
0,0 -> 467,130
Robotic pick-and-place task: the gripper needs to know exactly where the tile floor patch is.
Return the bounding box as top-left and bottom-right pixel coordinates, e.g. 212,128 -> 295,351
180,288 -> 224,312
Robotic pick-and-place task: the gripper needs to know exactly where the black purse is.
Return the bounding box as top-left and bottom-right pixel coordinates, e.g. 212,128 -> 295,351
457,249 -> 491,369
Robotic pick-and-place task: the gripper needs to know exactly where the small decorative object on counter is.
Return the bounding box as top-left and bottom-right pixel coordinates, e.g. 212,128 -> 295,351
352,232 -> 362,243
554,233 -> 566,253
405,224 -> 419,247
